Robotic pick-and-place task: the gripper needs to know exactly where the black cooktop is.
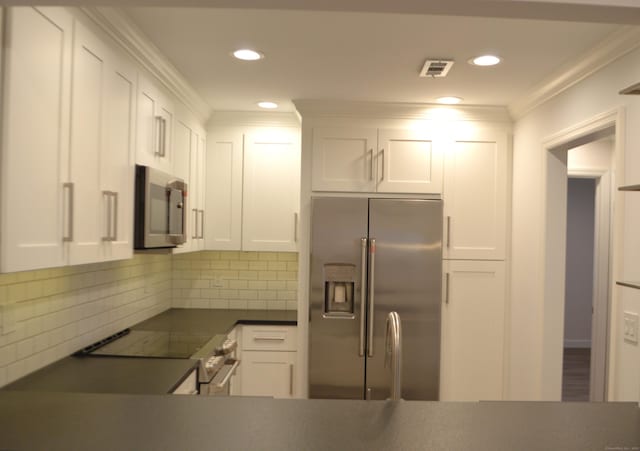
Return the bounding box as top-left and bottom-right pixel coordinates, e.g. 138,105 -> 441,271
78,329 -> 213,359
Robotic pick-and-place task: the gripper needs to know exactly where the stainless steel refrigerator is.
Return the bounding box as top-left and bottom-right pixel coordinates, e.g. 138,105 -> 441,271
309,197 -> 442,400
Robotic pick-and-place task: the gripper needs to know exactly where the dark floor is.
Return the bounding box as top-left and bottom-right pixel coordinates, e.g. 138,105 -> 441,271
562,348 -> 591,402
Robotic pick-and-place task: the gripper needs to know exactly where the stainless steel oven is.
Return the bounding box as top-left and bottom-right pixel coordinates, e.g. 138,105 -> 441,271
134,165 -> 187,249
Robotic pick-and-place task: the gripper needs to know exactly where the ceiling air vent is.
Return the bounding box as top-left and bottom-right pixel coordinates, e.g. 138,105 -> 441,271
620,82 -> 640,95
419,59 -> 454,78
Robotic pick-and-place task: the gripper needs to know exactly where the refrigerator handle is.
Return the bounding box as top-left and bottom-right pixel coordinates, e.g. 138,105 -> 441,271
367,238 -> 376,357
359,238 -> 367,357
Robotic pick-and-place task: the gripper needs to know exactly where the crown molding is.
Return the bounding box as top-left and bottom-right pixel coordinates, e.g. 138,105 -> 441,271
81,6 -> 212,124
508,26 -> 640,120
208,111 -> 301,128
293,99 -> 512,123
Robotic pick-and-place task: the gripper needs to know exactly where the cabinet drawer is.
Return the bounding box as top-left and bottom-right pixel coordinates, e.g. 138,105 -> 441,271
241,325 -> 297,351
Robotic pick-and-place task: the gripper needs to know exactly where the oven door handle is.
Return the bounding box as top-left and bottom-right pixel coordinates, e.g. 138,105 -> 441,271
216,360 -> 241,388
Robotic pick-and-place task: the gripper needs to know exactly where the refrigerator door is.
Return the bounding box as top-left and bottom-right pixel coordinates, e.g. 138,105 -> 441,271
366,199 -> 442,400
309,197 -> 369,399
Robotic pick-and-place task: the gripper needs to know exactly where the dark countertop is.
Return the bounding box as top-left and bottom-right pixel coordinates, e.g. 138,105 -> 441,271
133,308 -> 297,334
2,309 -> 295,395
0,392 -> 637,451
2,356 -> 196,395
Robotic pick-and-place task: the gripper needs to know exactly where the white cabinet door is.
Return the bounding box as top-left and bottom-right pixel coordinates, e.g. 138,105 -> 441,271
443,125 -> 508,260
243,129 -> 300,252
0,7 -> 73,272
101,55 -> 136,262
172,119 -> 194,254
68,21 -> 109,265
377,129 -> 443,194
440,260 -> 506,401
205,130 -> 243,250
311,127 -> 377,192
190,130 -> 206,251
136,74 -> 173,173
196,133 -> 207,249
239,350 -> 296,398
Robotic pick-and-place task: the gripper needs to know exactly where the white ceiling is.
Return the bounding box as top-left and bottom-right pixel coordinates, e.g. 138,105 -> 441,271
123,7 -> 624,113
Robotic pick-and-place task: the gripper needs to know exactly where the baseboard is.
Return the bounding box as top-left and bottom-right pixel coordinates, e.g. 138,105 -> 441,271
564,339 -> 591,349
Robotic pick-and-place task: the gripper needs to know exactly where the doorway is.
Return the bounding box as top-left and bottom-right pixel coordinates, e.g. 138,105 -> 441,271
562,176 -> 597,401
541,109 -> 621,402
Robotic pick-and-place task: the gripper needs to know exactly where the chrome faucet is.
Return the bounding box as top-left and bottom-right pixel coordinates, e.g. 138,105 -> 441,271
385,311 -> 402,401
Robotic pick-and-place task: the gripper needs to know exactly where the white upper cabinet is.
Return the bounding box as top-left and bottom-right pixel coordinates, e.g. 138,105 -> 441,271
174,118 -> 207,254
68,21 -> 135,265
311,127 -> 443,194
172,119 -> 194,254
311,127 -> 377,192
136,73 -> 174,174
0,7 -> 73,272
440,260 -> 506,401
1,7 -> 136,272
205,130 -> 243,250
243,129 -> 300,252
443,124 -> 508,260
205,126 -> 300,252
377,129 -> 443,194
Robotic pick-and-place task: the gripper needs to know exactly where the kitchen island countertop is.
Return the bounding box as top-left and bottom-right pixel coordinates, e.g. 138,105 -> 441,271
0,391 -> 637,451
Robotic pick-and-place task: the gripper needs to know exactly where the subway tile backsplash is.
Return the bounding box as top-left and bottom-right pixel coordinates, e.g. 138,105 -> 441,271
0,250 -> 298,388
0,254 -> 171,387
172,251 -> 298,311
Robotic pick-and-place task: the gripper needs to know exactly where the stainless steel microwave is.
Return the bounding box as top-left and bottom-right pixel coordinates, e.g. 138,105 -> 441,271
134,165 -> 187,249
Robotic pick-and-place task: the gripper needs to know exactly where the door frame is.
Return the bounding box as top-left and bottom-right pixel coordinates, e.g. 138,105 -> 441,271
539,108 -> 625,400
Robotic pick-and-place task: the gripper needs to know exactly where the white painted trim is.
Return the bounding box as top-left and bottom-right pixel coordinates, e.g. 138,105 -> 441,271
564,339 -> 592,349
80,6 -> 211,123
540,107 -> 624,401
293,100 -> 512,123
509,26 -> 640,120
208,111 -> 301,128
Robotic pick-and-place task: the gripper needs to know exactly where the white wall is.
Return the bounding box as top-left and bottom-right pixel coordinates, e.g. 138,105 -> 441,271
511,45 -> 640,401
564,178 -> 595,348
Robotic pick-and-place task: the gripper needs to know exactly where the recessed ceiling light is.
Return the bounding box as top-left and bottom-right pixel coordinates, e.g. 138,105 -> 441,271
233,49 -> 264,61
469,55 -> 501,66
257,101 -> 278,109
436,96 -> 463,105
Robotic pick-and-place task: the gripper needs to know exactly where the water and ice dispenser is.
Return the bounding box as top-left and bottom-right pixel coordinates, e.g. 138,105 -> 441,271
323,263 -> 356,317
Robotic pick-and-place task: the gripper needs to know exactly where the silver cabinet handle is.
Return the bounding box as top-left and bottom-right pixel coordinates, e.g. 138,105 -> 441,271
380,148 -> 385,182
446,216 -> 451,249
154,116 -> 163,157
191,208 -> 198,239
161,117 -> 167,157
294,212 -> 299,243
445,272 -> 450,304
359,237 -> 367,357
198,209 -> 205,239
367,238 -> 376,357
112,191 -> 119,241
289,363 -> 294,396
102,191 -> 113,242
63,182 -> 74,242
369,148 -> 374,181
253,336 -> 286,341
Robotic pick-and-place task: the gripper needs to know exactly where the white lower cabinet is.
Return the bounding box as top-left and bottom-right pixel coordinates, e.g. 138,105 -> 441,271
440,260 -> 506,401
230,325 -> 297,398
